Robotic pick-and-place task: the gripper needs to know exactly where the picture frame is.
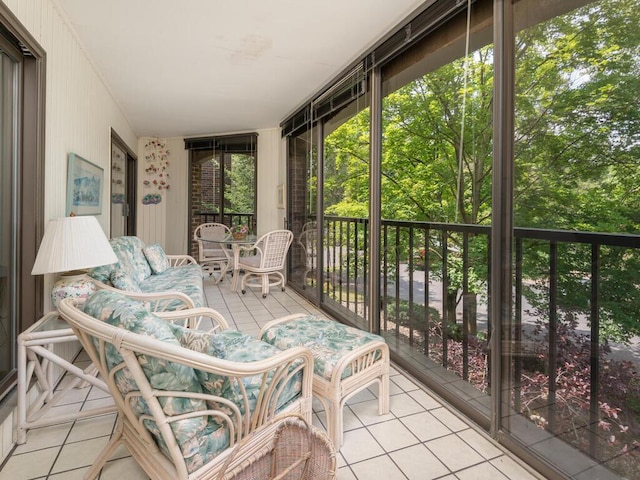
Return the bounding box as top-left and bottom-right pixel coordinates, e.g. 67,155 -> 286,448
276,183 -> 285,209
66,153 -> 104,216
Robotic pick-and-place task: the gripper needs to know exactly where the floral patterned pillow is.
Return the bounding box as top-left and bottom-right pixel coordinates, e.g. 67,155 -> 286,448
110,268 -> 141,292
143,243 -> 170,274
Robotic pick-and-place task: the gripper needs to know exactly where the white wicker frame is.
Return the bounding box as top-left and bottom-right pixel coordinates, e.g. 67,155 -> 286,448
237,230 -> 294,298
194,223 -> 233,284
260,314 -> 390,449
91,254 -> 201,311
297,228 -> 317,288
57,298 -> 314,480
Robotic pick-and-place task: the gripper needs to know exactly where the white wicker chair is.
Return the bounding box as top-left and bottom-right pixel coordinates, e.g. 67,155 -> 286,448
297,228 -> 317,288
237,230 -> 294,298
194,223 -> 232,283
57,296 -> 314,480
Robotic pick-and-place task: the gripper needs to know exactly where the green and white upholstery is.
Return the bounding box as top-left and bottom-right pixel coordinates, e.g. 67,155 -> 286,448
58,290 -> 313,480
261,314 -> 390,449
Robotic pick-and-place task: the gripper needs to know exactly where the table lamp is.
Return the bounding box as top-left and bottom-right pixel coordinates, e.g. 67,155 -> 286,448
31,216 -> 118,308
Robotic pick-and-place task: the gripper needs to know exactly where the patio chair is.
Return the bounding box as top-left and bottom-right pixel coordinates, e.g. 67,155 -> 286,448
237,230 -> 294,298
297,228 -> 317,288
194,223 -> 232,283
57,291 -> 313,480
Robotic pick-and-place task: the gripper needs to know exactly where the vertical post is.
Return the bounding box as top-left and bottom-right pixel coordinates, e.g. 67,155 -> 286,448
589,244 -> 600,458
316,121 -> 325,302
491,0 -> 515,437
369,66 -> 382,334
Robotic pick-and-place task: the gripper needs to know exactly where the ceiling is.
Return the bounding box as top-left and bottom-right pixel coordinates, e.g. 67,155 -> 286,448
55,0 -> 429,138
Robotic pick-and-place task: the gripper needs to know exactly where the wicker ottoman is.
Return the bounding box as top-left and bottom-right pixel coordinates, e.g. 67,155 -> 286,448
260,314 -> 390,449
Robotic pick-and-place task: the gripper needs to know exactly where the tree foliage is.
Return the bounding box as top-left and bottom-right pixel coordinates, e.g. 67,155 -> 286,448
323,0 -> 640,342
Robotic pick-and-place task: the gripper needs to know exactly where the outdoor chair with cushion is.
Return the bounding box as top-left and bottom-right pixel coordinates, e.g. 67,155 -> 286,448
194,223 -> 233,284
237,229 -> 294,298
57,290 -> 314,480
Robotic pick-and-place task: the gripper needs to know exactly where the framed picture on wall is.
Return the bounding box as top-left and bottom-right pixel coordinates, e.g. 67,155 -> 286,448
66,153 -> 104,216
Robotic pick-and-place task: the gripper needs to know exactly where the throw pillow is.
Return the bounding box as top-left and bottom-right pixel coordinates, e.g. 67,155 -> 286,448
143,243 -> 170,274
110,268 -> 142,292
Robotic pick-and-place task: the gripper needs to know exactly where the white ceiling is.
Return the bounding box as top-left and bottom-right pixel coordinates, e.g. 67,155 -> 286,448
55,0 -> 428,138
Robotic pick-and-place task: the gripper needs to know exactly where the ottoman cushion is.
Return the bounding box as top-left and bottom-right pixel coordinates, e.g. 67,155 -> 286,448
261,315 -> 385,381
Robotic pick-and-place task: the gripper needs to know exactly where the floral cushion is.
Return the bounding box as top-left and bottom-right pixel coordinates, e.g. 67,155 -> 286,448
141,263 -> 205,308
110,236 -> 153,283
168,325 -> 302,418
87,236 -> 204,310
143,243 -> 170,274
261,315 -> 385,381
110,268 -> 141,292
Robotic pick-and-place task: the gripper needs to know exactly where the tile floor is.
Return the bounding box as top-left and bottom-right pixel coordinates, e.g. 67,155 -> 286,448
0,276 -> 544,480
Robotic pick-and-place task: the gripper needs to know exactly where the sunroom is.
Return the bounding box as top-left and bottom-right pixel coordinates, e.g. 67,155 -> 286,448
0,0 -> 638,479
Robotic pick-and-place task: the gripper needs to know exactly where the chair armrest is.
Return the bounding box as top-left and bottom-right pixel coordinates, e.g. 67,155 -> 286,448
167,254 -> 198,267
91,278 -> 196,311
155,307 -> 229,331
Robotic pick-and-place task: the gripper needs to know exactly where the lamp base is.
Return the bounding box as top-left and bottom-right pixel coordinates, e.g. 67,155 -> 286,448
51,272 -> 96,309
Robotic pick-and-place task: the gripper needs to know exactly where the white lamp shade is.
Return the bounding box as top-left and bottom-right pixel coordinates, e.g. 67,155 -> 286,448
31,216 -> 118,275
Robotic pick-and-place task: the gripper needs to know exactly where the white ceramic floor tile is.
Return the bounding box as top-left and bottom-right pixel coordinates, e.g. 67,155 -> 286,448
429,406 -> 470,432
340,428 -> 385,464
387,392 -> 425,418
67,414 -> 116,443
399,411 -> 452,442
425,434 -> 485,472
457,427 -> 503,460
0,446 -> 59,479
390,374 -> 419,392
490,455 -> 543,480
337,466 -> 357,480
349,398 -> 395,426
349,454 -> 407,480
51,436 -> 111,474
13,422 -> 72,454
345,387 -> 376,405
367,419 -> 420,452
48,466 -> 90,479
408,388 -> 443,410
455,461 -> 509,480
390,443 -> 450,480
99,456 -> 150,479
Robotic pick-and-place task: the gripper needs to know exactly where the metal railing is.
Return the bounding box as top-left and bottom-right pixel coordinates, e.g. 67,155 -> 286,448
294,215 -> 640,468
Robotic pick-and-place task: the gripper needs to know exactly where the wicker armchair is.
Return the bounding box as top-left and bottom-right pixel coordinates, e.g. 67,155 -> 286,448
237,230 -> 294,298
58,292 -> 314,480
194,223 -> 233,283
297,228 -> 317,288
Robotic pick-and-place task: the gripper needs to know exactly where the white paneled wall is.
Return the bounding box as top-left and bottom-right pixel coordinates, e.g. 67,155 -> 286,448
4,0 -> 138,309
5,0 -> 137,223
1,0 -> 138,461
164,137 -> 189,254
257,128 -> 285,234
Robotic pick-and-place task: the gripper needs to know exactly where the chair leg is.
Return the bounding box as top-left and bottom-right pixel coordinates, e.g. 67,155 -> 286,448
379,371 -> 390,415
83,416 -> 126,479
325,401 -> 344,449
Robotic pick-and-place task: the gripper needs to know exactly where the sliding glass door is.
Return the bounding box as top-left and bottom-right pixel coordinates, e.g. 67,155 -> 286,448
0,41 -> 18,398
284,0 -> 640,477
